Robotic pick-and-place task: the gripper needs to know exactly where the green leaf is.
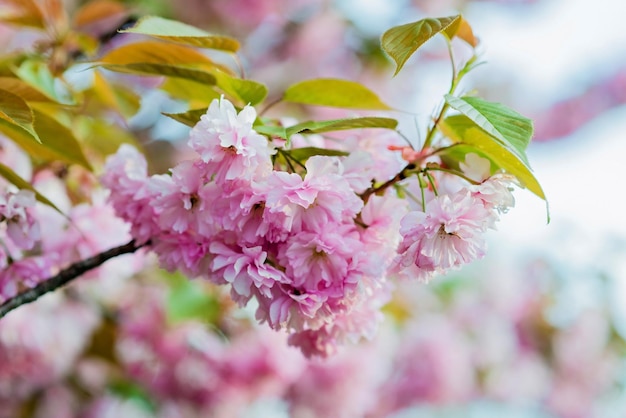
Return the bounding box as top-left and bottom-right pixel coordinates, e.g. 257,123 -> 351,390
163,108 -> 207,127
0,88 -> 40,142
76,117 -> 141,157
108,380 -> 156,414
286,117 -> 398,137
165,272 -> 220,324
14,60 -> 66,104
283,78 -> 392,110
100,63 -> 217,85
381,15 -> 461,76
98,41 -> 235,88
99,40 -> 218,67
0,109 -> 92,169
254,124 -> 287,139
441,114 -> 545,201
444,94 -> 533,165
284,147 -> 349,162
120,16 -> 240,52
160,78 -> 221,104
33,110 -> 92,169
438,142 -> 495,174
0,77 -> 56,102
254,117 -> 397,143
0,162 -> 63,213
212,70 -> 267,106
91,72 -> 141,118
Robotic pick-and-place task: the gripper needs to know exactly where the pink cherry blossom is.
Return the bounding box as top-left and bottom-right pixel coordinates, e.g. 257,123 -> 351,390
0,189 -> 40,250
101,144 -> 159,244
359,194 -> 408,277
460,153 -> 516,215
263,156 -> 363,232
151,232 -> 213,279
278,222 -> 363,294
209,241 -> 288,305
472,173 -> 517,215
340,151 -> 376,193
188,97 -> 273,182
287,276 -> 390,358
198,179 -> 270,245
149,160 -> 213,236
393,190 -> 492,280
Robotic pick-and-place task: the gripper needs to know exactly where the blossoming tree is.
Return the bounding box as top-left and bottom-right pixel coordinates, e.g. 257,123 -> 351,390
0,0 -> 545,356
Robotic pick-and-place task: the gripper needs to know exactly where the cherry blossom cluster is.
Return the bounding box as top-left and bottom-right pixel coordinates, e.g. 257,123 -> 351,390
102,96 -> 516,356
391,153 -> 516,282
0,294 -> 99,412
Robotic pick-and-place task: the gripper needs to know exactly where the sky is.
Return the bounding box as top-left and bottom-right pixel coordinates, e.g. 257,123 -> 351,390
470,0 -> 626,245
464,0 -> 626,338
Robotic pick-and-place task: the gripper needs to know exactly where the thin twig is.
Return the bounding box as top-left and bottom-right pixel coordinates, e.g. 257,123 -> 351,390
360,163 -> 415,204
0,239 -> 148,319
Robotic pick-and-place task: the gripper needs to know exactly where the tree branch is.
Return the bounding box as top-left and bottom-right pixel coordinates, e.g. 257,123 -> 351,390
0,239 -> 148,319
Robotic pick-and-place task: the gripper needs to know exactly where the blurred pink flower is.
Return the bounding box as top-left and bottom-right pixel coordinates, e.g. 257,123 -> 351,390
0,189 -> 40,250
0,295 -> 99,405
372,316 -> 476,415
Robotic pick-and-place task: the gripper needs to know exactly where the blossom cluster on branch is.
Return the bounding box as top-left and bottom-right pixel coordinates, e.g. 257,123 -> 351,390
101,96 -> 517,357
0,0 -> 545,365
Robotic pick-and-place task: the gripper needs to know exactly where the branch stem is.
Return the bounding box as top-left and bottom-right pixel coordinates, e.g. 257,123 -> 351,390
0,240 -> 147,319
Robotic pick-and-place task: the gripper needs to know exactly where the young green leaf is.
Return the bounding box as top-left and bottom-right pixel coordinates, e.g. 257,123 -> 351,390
284,147 -> 349,163
283,79 -> 392,110
211,70 -> 267,106
381,15 -> 461,76
160,78 -> 221,104
165,272 -> 220,324
444,94 -> 533,165
0,109 -> 92,170
100,63 -> 218,85
441,114 -> 545,201
34,110 -> 92,169
0,88 -> 40,143
254,124 -> 287,139
0,162 -> 63,213
92,72 -> 141,118
15,60 -> 63,103
163,108 -> 207,127
120,16 -> 240,52
286,117 -> 398,137
76,117 -> 141,157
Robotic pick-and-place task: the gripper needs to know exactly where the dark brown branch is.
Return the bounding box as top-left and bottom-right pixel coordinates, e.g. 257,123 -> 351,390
0,239 -> 148,319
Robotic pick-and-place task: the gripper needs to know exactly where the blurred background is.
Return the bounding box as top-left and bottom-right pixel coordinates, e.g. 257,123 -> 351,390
2,0 -> 626,417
